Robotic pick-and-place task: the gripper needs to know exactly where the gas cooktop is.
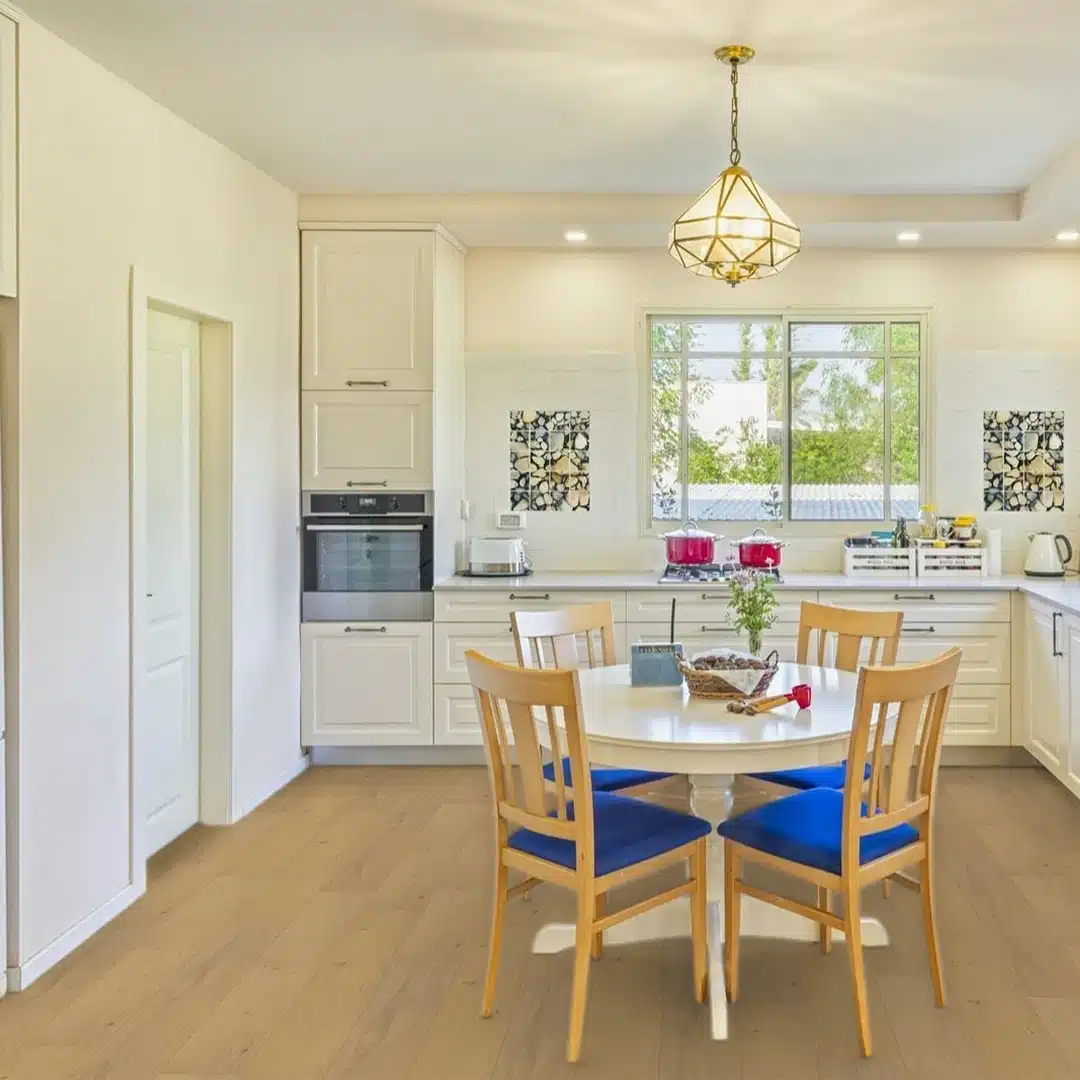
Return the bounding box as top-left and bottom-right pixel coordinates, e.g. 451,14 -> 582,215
658,563 -> 783,584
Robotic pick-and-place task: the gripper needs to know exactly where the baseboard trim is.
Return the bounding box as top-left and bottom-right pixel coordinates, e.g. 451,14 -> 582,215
310,746 -> 487,767
9,882 -> 142,991
941,746 -> 1038,767
235,753 -> 310,820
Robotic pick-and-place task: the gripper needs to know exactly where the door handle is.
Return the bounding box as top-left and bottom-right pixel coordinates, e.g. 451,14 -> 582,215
346,480 -> 388,488
905,626 -> 937,634
700,593 -> 728,600
509,593 -> 550,600
344,626 -> 388,633
700,625 -> 738,633
894,593 -> 936,601
345,380 -> 389,387
1053,611 -> 1062,656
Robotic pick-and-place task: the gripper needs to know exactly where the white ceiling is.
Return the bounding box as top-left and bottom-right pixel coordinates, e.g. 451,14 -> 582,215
21,0 -> 1080,246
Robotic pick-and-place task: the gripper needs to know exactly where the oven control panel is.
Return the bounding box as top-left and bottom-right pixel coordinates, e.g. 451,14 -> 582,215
306,491 -> 429,516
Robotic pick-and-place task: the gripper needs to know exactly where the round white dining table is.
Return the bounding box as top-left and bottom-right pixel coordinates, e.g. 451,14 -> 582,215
532,661 -> 889,1041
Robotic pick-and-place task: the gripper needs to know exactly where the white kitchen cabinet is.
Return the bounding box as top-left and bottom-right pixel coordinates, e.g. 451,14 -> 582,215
895,623 -> 1010,685
626,589 -> 813,626
435,589 -> 626,624
434,684 -> 486,746
944,685 -> 1011,746
1025,599 -> 1067,773
627,622 -> 801,664
302,231 -> 433,391
818,589 -> 1010,625
302,622 -> 433,746
0,15 -> 14,298
1064,616 -> 1080,795
301,390 -> 433,490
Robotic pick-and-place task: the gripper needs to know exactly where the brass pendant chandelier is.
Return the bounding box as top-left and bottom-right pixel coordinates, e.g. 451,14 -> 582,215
669,45 -> 800,286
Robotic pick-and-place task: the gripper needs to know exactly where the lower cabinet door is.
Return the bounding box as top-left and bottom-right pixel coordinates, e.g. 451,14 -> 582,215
1064,615 -> 1080,796
434,684 -> 485,746
627,622 -> 800,663
943,684 -> 1010,746
302,622 -> 433,746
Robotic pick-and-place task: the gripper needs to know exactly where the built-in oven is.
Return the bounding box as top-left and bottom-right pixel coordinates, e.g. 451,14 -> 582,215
302,491 -> 433,621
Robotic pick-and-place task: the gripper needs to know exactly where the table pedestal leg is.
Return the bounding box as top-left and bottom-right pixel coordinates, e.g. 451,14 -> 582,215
531,773 -> 890,1040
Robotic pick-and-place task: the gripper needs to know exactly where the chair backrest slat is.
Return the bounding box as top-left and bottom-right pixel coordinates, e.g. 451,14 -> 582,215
842,648 -> 962,871
797,601 -> 903,673
467,649 -> 595,855
512,602 -> 618,673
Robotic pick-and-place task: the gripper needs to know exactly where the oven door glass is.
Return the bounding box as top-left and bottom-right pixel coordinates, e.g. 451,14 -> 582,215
309,524 -> 423,593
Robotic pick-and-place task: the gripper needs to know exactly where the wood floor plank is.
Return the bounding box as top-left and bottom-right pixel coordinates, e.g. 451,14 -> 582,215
1,766 -> 1079,1079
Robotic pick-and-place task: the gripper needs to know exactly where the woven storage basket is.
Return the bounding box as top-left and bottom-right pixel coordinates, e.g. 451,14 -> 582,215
677,649 -> 779,700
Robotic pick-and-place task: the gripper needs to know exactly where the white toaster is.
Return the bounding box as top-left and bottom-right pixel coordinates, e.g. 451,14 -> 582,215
468,536 -> 530,576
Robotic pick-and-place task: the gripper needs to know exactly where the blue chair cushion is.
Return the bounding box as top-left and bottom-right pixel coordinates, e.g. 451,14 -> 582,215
508,791 -> 711,877
543,757 -> 674,793
749,760 -> 871,791
717,787 -> 918,876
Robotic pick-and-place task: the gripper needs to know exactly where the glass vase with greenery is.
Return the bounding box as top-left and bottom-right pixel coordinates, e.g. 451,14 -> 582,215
727,569 -> 779,656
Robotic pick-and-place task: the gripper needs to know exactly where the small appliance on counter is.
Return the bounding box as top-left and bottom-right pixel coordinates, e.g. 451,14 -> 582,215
467,536 -> 531,577
1024,532 -> 1074,578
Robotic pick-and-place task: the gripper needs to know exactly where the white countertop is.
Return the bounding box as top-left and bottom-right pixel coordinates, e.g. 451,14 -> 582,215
435,570 -> 1080,616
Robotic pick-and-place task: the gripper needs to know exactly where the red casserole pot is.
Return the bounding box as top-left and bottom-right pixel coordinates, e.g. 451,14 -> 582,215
663,520 -> 718,566
737,527 -> 786,569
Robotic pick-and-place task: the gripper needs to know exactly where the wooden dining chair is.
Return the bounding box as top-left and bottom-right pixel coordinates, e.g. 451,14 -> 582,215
511,602 -> 674,795
719,647 -> 963,1057
466,649 -> 710,1063
750,601 -> 904,793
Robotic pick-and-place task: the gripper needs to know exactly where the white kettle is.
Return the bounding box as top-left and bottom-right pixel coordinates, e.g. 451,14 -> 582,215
1024,532 -> 1073,578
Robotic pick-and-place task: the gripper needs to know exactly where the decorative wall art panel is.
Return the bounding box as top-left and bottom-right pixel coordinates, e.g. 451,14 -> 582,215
983,410 -> 1064,511
510,409 -> 590,511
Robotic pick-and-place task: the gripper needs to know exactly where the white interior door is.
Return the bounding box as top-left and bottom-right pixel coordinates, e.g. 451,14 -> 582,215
143,309 -> 200,855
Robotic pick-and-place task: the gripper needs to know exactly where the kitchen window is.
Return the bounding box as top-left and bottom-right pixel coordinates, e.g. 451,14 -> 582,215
647,313 -> 927,528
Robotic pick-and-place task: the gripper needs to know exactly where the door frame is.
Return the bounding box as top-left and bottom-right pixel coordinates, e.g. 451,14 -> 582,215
129,266 -> 234,894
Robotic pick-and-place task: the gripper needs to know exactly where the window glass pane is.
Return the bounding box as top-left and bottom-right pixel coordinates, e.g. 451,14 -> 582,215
790,357 -> 885,519
891,322 -> 920,353
890,355 -> 920,518
688,318 -> 782,354
685,357 -> 783,521
651,320 -> 682,354
790,322 -> 885,353
651,355 -> 682,520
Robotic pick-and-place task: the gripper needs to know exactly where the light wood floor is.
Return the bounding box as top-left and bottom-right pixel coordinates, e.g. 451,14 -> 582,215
2,766 -> 1080,1079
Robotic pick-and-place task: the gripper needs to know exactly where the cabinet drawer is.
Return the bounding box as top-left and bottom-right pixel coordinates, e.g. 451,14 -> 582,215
896,623 -> 1010,685
626,589 -> 814,625
434,684 -> 485,746
301,390 -> 433,490
435,589 -> 625,624
628,622 -> 801,664
944,685 -> 1010,746
301,622 -> 433,746
818,589 -> 1010,625
435,621 -> 627,682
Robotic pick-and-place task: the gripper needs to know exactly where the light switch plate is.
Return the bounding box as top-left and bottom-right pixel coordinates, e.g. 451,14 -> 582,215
496,510 -> 526,530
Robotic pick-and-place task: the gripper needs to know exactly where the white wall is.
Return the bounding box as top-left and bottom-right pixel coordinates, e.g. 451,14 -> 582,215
7,18 -> 301,977
465,247 -> 1080,571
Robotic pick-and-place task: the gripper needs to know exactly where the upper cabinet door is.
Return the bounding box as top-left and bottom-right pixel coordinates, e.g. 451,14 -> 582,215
302,390 -> 433,490
0,15 -> 16,298
302,231 -> 433,391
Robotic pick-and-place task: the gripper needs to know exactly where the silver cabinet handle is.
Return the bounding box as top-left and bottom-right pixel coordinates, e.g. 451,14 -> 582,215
344,626 -> 387,633
894,592 -> 936,601
346,480 -> 388,488
700,593 -> 729,600
345,380 -> 389,387
700,625 -> 738,632
1053,611 -> 1062,656
905,626 -> 937,633
509,593 -> 550,600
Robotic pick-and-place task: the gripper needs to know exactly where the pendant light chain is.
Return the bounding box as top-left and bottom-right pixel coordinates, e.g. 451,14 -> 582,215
729,59 -> 741,166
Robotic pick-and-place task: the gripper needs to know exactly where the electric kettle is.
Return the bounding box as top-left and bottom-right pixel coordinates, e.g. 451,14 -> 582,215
1024,532 -> 1073,578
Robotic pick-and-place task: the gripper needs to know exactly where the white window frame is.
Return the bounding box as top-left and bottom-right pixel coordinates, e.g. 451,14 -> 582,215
638,307 -> 934,537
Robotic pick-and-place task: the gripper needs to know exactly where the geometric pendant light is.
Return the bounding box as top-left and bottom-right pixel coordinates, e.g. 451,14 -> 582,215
669,46 -> 801,286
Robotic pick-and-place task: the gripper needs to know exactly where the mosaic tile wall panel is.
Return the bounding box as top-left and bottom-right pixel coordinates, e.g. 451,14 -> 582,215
510,410 -> 590,511
983,410 -> 1064,511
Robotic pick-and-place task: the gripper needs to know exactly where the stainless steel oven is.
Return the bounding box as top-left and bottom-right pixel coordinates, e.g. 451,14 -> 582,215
302,491 -> 433,621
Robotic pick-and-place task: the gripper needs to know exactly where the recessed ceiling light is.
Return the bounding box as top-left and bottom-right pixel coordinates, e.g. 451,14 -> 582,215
564,229 -> 588,243
896,230 -> 921,243
1055,229 -> 1079,242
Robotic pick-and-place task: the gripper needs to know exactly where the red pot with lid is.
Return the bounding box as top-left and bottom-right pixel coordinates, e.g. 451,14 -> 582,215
663,520 -> 719,566
737,527 -> 786,569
